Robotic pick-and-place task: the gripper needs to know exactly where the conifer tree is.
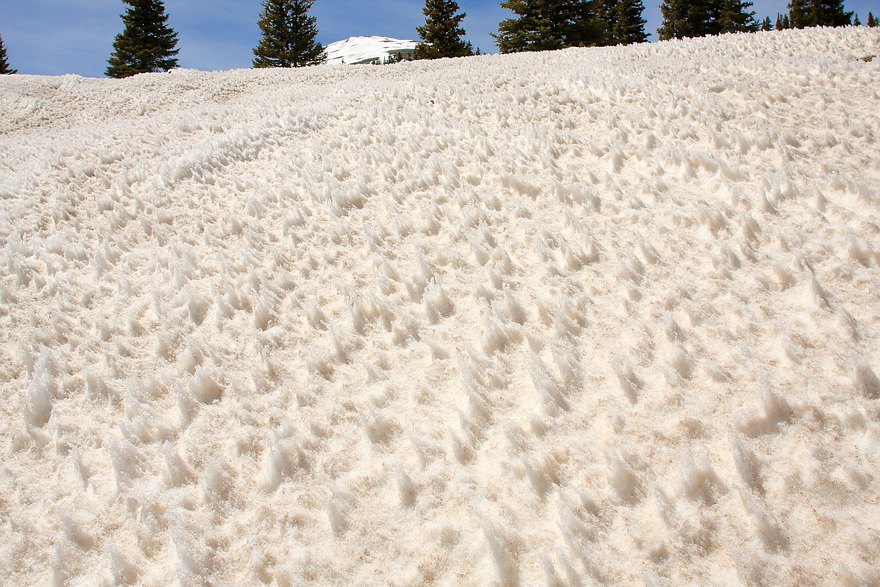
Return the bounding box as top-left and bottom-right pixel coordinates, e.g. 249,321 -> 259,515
776,12 -> 791,31
815,0 -> 853,26
253,0 -> 325,68
598,0 -> 648,45
658,0 -> 717,39
719,0 -> 758,33
596,0 -> 615,42
613,0 -> 648,44
868,12 -> 878,27
659,0 -> 759,39
106,0 -> 179,78
414,0 -> 473,59
788,0 -> 851,28
853,13 -> 860,25
761,16 -> 772,30
787,0 -> 809,27
0,33 -> 16,75
658,0 -> 690,39
495,0 -> 601,53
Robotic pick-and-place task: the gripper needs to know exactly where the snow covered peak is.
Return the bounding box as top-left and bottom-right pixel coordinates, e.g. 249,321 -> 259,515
325,36 -> 419,65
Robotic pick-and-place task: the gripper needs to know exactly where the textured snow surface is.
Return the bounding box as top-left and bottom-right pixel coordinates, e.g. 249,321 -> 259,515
2,28 -> 880,585
325,36 -> 419,65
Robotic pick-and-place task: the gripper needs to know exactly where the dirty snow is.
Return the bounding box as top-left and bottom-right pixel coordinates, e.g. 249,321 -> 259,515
1,27 -> 880,586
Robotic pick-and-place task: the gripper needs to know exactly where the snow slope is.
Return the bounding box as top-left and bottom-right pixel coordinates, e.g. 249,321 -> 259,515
325,36 -> 419,65
1,27 -> 880,586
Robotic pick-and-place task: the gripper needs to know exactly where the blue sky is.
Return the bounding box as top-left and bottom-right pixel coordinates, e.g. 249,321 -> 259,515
0,0 -> 876,77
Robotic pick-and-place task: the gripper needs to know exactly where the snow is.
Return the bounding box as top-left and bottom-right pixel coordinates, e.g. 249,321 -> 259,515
325,36 -> 419,65
1,27 -> 880,585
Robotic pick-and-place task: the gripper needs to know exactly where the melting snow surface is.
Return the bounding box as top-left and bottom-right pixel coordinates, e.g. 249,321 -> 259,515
325,36 -> 419,65
1,27 -> 880,586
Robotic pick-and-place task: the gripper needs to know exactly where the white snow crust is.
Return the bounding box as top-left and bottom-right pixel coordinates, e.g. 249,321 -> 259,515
1,27 -> 880,585
325,36 -> 419,65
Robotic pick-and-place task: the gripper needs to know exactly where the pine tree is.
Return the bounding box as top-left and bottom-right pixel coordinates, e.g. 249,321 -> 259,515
719,0 -> 758,33
809,0 -> 852,26
614,0 -> 648,44
598,0 -> 647,45
787,0 -> 809,27
494,0 -> 601,53
822,0 -> 853,26
658,0 -> 718,39
414,0 -> 473,59
253,0 -> 325,68
0,33 -> 16,75
596,0 -> 615,42
788,0 -> 851,28
658,0 -> 689,39
869,12 -> 878,27
853,13 -> 860,25
660,0 -> 762,38
776,12 -> 795,29
761,16 -> 772,30
106,0 -> 178,78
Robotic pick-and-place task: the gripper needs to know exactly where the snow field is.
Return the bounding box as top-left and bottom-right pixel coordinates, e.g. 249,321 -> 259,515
1,27 -> 880,585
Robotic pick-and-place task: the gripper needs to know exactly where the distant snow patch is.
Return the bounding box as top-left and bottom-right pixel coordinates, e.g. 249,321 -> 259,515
325,36 -> 419,65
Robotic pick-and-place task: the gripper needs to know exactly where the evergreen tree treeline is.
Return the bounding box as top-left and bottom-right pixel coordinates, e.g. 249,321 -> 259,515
658,0 -> 757,40
106,0 -> 179,78
773,0 -> 853,29
660,0 -> 857,39
494,0 -> 600,53
787,0 -> 852,28
86,0 -> 873,76
494,0 -> 647,54
1,33 -> 16,75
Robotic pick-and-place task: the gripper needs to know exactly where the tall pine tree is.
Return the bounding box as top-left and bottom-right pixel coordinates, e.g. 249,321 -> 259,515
811,0 -> 853,26
253,0 -> 325,68
658,0 -> 716,39
0,33 -> 16,75
787,0 -> 852,28
659,0 -> 756,39
598,0 -> 648,45
787,0 -> 809,27
761,16 -> 772,30
494,0 -> 601,53
106,0 -> 178,78
719,0 -> 758,33
868,12 -> 878,27
415,0 -> 474,59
